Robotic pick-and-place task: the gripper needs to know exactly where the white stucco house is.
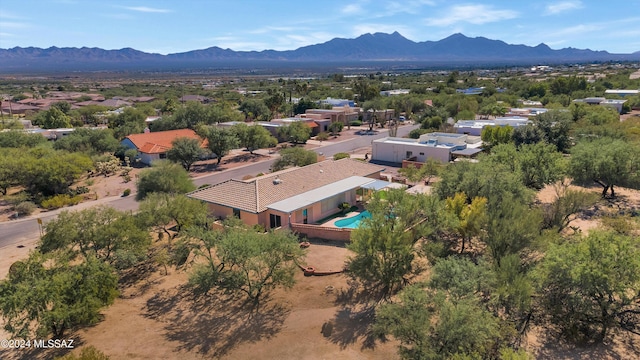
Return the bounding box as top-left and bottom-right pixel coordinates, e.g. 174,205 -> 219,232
372,132 -> 482,163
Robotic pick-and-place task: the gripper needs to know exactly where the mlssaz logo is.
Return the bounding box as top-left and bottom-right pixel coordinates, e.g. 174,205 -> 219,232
34,339 -> 75,349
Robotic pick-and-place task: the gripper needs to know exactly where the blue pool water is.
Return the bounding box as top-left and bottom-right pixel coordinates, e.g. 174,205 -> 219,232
334,211 -> 371,229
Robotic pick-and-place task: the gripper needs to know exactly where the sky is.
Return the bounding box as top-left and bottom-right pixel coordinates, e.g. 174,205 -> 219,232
1,0 -> 639,55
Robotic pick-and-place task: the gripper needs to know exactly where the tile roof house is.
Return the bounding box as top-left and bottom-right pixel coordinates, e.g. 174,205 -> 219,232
120,129 -> 206,165
187,158 -> 385,229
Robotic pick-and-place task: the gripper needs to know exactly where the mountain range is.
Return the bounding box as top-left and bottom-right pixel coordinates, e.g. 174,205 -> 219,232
1,32 -> 639,73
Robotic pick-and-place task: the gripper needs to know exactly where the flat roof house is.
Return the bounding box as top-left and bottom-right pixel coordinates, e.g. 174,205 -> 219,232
604,89 -> 639,97
573,97 -> 627,114
187,158 -> 385,230
372,132 -> 482,163
121,129 -> 206,165
454,117 -> 531,136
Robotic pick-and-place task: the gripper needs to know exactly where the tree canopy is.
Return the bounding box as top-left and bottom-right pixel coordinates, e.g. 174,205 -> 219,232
271,147 -> 317,171
233,123 -> 277,154
184,223 -> 305,301
166,136 -> 204,171
569,138 -> 640,197
0,251 -> 118,339
536,230 -> 640,341
196,125 -> 239,165
277,121 -> 312,144
136,160 -> 196,200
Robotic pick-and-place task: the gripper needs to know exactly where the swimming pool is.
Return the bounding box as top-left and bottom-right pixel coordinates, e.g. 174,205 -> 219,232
334,210 -> 371,229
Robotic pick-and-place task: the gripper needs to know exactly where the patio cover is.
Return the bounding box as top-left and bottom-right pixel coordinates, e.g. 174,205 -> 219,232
266,176 -> 375,213
361,179 -> 395,191
451,148 -> 483,156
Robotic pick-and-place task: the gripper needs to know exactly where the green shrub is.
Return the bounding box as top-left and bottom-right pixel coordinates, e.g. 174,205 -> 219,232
14,201 -> 36,216
350,120 -> 363,126
54,345 -> 110,360
409,128 -> 430,139
69,186 -> 90,196
338,202 -> 351,215
316,132 -> 329,142
333,152 -> 350,160
253,224 -> 266,233
41,194 -> 83,209
122,188 -> 131,197
5,192 -> 29,206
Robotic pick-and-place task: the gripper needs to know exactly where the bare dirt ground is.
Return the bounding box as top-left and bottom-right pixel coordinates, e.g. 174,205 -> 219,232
621,109 -> 640,122
0,240 -> 400,360
536,181 -> 640,235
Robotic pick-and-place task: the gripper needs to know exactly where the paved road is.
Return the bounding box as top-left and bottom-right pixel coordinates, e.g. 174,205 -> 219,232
0,124 -> 418,248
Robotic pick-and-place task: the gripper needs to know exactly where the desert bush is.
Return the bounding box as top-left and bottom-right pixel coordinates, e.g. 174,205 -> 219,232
54,345 -> 110,360
333,152 -> 350,160
41,194 -> 83,209
122,188 -> 131,197
14,201 -> 36,216
350,120 -> 363,126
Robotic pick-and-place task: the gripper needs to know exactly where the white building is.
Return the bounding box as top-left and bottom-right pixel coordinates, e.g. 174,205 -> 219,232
380,89 -> 411,96
372,132 -> 482,163
454,117 -> 531,136
573,97 -> 627,114
604,89 -> 639,97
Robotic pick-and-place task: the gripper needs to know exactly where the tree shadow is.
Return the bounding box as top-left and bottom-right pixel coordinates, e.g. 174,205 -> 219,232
324,305 -> 381,351
325,279 -> 386,351
116,257 -> 159,297
145,285 -> 290,357
531,325 -> 635,360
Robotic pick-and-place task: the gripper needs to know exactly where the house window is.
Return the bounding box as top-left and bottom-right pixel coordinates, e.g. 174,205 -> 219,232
270,214 -> 282,229
419,152 -> 424,155
159,153 -> 167,159
302,209 -> 308,224
233,208 -> 241,219
406,151 -> 413,159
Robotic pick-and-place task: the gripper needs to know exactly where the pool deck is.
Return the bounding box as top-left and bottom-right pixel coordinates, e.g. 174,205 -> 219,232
321,208 -> 365,228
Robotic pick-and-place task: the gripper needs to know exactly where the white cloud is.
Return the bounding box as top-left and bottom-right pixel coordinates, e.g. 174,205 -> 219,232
0,11 -> 24,19
0,21 -> 29,29
545,1 -> 583,15
383,0 -> 436,16
425,4 -> 519,26
552,23 -> 602,37
123,6 -> 171,13
249,26 -> 298,35
341,3 -> 363,14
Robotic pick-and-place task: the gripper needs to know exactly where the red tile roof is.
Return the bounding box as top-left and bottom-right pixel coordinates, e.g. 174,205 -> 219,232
125,129 -> 206,154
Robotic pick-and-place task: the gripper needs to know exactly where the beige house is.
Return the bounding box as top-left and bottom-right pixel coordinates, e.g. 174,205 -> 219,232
187,158 -> 385,229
